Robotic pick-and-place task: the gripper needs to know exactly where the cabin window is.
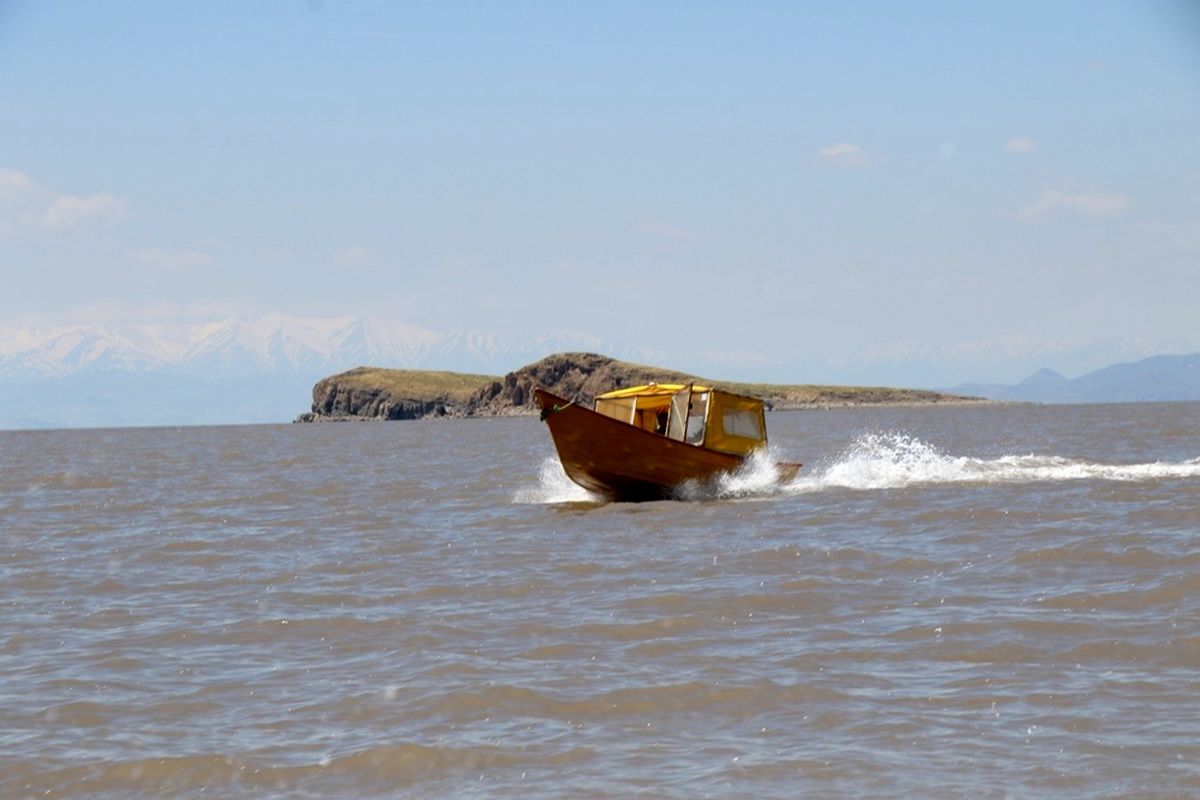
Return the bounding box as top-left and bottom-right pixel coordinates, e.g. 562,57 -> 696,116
686,391 -> 709,445
722,407 -> 762,439
667,386 -> 690,441
633,400 -> 667,432
704,390 -> 767,455
594,396 -> 636,423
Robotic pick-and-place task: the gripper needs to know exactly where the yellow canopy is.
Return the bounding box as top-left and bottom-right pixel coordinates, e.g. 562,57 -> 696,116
595,383 -> 712,399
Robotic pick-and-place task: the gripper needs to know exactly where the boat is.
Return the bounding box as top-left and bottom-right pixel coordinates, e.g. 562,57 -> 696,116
534,383 -> 801,501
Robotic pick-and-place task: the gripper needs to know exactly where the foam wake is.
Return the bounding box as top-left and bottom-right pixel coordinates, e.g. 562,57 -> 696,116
787,433 -> 1200,493
679,447 -> 793,500
513,457 -> 604,504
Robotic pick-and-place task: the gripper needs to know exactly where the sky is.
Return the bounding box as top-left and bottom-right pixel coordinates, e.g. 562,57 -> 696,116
2,0 -> 1199,386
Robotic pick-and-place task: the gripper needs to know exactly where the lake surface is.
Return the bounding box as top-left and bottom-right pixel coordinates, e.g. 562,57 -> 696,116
2,403 -> 1198,798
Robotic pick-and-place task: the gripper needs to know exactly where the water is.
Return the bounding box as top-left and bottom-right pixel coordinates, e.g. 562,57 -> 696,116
2,403 -> 1198,798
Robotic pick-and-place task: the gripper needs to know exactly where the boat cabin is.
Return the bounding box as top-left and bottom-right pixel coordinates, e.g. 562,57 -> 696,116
592,383 -> 768,457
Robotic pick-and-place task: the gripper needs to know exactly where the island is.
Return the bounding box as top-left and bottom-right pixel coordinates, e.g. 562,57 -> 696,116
294,352 -> 983,422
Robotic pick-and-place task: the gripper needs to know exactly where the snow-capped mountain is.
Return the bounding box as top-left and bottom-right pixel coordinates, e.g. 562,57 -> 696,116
0,324 -> 162,377
0,314 -> 643,379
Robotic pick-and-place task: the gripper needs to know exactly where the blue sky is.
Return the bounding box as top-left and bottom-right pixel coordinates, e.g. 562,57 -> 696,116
2,1 -> 1198,385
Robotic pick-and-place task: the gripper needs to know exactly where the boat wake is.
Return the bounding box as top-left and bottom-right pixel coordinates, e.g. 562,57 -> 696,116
784,433 -> 1200,494
516,434 -> 1200,504
674,448 -> 791,501
513,457 -> 606,504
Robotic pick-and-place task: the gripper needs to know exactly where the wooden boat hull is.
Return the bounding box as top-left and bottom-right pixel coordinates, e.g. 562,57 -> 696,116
534,388 -> 799,501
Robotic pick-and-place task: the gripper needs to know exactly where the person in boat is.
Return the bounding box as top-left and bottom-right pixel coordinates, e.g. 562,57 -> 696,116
655,408 -> 668,435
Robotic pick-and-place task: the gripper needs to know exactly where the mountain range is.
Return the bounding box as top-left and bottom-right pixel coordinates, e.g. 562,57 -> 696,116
950,353 -> 1200,403
0,315 -> 649,380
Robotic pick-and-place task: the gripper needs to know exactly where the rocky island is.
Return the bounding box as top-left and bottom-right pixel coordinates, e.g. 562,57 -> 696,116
295,352 -> 982,422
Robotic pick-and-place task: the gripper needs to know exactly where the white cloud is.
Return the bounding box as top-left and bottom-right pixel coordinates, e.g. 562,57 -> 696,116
42,193 -> 132,228
332,245 -> 386,269
1021,187 -> 1130,218
818,142 -> 869,167
0,168 -> 42,236
128,246 -> 215,271
0,168 -> 37,192
0,167 -> 132,233
1006,137 -> 1036,154
818,142 -> 860,158
634,221 -> 694,239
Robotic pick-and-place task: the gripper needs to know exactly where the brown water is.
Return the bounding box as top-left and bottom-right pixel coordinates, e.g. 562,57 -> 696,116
2,403 -> 1199,798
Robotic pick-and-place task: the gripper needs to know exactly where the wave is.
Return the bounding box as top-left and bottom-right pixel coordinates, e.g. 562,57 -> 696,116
14,743 -> 596,795
679,447 -> 792,500
785,433 -> 1200,493
512,457 -> 604,504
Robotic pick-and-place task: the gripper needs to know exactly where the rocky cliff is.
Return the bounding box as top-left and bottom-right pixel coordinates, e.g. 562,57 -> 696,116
302,378 -> 451,421
296,353 -> 697,422
295,366 -> 495,422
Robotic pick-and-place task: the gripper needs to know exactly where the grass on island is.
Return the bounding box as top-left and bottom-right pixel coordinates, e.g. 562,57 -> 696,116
722,380 -> 974,407
327,366 -> 500,402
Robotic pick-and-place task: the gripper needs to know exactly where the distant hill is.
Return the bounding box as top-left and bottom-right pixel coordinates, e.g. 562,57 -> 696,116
951,353 -> 1200,403
297,352 -> 984,422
